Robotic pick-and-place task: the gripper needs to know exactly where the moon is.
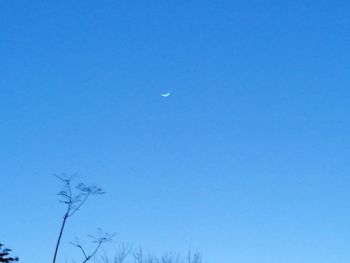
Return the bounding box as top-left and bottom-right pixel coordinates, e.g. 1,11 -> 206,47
161,92 -> 171,97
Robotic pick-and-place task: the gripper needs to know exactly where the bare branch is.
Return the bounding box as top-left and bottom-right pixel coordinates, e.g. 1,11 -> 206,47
114,244 -> 132,263
133,248 -> 158,263
70,242 -> 89,260
71,230 -> 113,263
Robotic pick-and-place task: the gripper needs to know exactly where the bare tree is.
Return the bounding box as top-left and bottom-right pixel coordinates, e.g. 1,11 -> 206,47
160,253 -> 181,263
91,239 -> 204,263
113,245 -> 131,263
186,250 -> 202,263
97,244 -> 131,263
130,248 -> 203,263
52,174 -> 106,263
133,248 -> 157,263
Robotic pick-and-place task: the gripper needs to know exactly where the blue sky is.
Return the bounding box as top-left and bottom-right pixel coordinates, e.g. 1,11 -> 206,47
1,1 -> 350,262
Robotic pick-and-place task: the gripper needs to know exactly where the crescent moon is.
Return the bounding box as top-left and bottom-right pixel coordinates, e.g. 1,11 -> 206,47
161,92 -> 171,97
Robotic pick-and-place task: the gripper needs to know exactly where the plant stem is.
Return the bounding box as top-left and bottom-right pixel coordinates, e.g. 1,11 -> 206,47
52,213 -> 68,263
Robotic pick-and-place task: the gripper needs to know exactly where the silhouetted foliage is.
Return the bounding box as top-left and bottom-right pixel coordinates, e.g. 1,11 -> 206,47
0,244 -> 18,263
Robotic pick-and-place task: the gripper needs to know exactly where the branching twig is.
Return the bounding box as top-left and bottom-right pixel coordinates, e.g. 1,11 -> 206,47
52,174 -> 106,263
71,230 -> 114,263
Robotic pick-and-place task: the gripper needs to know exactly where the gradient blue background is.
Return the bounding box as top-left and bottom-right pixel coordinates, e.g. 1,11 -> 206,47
1,1 -> 350,262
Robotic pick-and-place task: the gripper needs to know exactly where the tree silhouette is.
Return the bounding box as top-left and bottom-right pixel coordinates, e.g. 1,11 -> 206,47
0,244 -> 18,263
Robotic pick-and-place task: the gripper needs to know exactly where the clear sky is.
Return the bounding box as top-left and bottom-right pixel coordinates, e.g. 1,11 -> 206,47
1,1 -> 350,262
